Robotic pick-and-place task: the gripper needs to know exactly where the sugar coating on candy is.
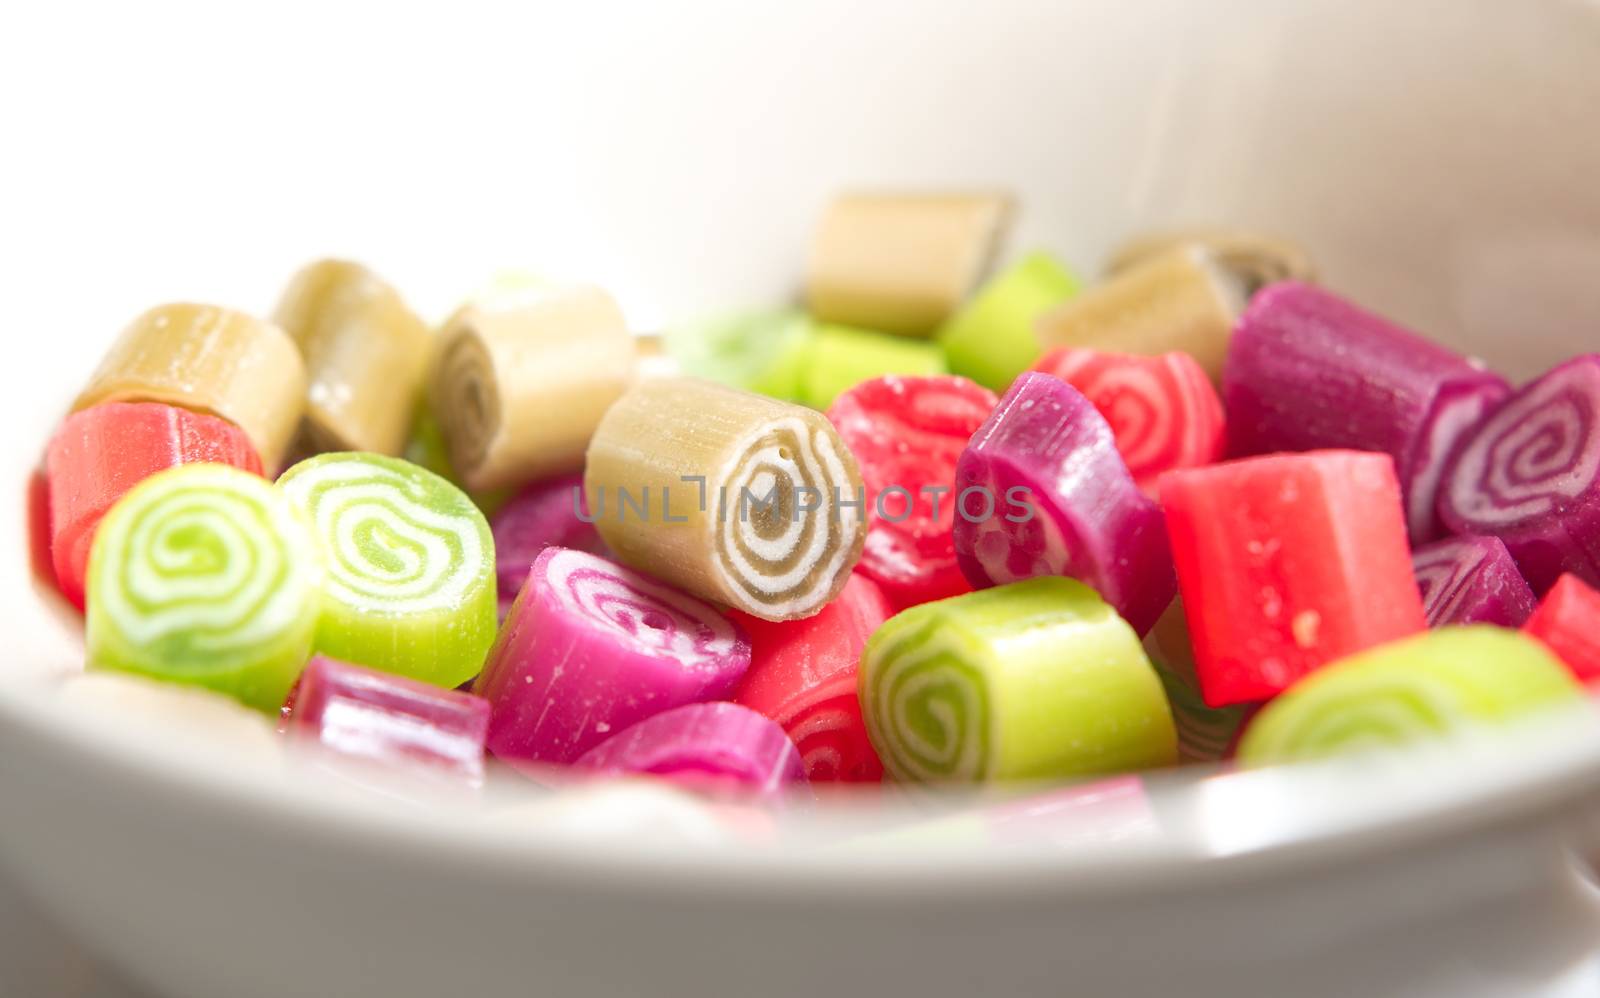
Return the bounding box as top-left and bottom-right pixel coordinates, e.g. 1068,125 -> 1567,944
476,547 -> 750,764
47,401 -> 263,610
284,655 -> 491,785
1412,535 -> 1537,629
1523,574 -> 1600,685
952,371 -> 1173,635
732,573 -> 892,782
491,473 -> 605,615
826,376 -> 996,609
85,463 -> 322,713
575,702 -> 805,802
939,251 -> 1079,392
1162,451 -> 1426,707
858,576 -> 1176,784
279,452 -> 497,690
1033,348 -> 1224,496
1439,354 -> 1600,593
1224,282 -> 1510,542
1237,627 -> 1584,766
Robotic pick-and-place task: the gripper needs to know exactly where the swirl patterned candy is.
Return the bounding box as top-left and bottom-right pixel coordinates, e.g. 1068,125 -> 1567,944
858,577 -> 1177,784
278,452 -> 497,689
85,463 -> 322,712
1411,535 -> 1537,629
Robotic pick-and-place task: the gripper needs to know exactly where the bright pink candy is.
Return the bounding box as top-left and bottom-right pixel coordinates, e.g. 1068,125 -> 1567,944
282,655 -> 492,786
575,702 -> 805,802
491,473 -> 605,616
475,547 -> 751,765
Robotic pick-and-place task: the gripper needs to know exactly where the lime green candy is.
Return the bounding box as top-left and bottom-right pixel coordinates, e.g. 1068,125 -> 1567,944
938,251 -> 1079,391
859,577 -> 1177,783
663,309 -> 815,400
279,452 -> 497,689
799,323 -> 946,409
86,463 -> 322,713
1238,626 -> 1584,767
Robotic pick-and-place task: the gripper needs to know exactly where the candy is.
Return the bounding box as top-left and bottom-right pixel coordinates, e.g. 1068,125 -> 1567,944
1236,627 -> 1584,766
85,463 -> 321,712
491,473 -> 604,616
1034,246 -> 1245,382
46,401 -> 263,610
1032,348 -> 1224,495
575,702 -> 804,802
74,303 -> 307,472
1438,355 -> 1600,593
826,376 -> 996,608
272,259 -> 432,456
938,251 -> 1079,392
632,333 -> 680,382
1105,228 -> 1316,293
858,576 -> 1176,783
402,402 -> 511,517
952,371 -> 1173,636
278,452 -> 497,689
805,192 -> 1012,337
663,309 -> 815,399
282,655 -> 491,785
1223,282 -> 1511,541
1142,600 -> 1253,763
584,378 -> 866,621
799,324 -> 947,409
1412,535 -> 1537,629
429,285 -> 635,492
732,573 -> 892,782
1523,574 -> 1600,684
475,547 -> 750,764
1162,451 -> 1427,706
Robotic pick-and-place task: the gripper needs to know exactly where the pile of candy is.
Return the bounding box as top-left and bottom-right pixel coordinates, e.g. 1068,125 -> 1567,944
34,194 -> 1600,801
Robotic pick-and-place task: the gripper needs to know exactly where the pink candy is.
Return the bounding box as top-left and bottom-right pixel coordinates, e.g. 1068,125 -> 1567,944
575,702 -> 805,802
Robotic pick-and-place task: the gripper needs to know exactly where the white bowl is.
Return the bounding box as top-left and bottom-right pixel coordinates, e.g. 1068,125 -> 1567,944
5,2 -> 1600,996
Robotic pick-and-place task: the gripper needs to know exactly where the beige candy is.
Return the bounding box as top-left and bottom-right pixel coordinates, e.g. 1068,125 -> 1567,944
806,192 -> 1012,337
1106,228 -> 1316,296
74,303 -> 307,472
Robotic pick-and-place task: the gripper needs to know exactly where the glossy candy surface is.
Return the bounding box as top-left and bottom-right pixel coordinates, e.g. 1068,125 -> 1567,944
491,473 -> 604,616
1523,573 -> 1600,685
575,702 -> 804,802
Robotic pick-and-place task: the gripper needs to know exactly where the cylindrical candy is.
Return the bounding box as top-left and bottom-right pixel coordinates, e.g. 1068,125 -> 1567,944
952,371 -> 1173,636
938,251 -> 1079,392
1438,355 -> 1600,593
1105,228 -> 1316,294
475,547 -> 751,764
491,472 -> 604,616
1237,627 -> 1584,766
272,259 -> 433,456
584,377 -> 867,621
826,375 -> 996,608
1142,599 -> 1253,763
278,452 -> 497,689
575,702 -> 804,803
1223,282 -> 1511,541
663,309 -> 815,400
1412,535 -> 1537,629
798,324 -> 947,410
858,576 -> 1177,784
805,192 -> 1012,337
1524,574 -> 1600,685
732,573 -> 892,782
429,285 -> 635,492
46,401 -> 263,610
74,303 -> 307,472
85,463 -> 322,712
1034,246 -> 1246,382
1032,348 -> 1225,496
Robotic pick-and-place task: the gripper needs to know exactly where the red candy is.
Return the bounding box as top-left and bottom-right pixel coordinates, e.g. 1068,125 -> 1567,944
45,401 -> 263,610
732,573 -> 892,783
1033,347 -> 1224,496
1161,451 -> 1427,706
826,376 -> 996,609
1523,574 -> 1600,685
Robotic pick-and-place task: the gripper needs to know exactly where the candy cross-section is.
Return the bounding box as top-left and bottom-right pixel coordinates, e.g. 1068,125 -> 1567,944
1412,535 -> 1537,629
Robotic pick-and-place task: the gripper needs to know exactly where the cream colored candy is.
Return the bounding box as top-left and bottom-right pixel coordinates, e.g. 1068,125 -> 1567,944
1105,228 -> 1316,296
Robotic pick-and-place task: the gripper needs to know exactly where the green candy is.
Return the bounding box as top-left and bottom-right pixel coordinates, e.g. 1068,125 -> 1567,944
1143,600 -> 1251,763
279,452 -> 497,688
403,403 -> 510,517
859,577 -> 1177,783
1238,626 -> 1584,767
663,309 -> 815,400
938,251 -> 1079,391
799,323 -> 947,409
86,463 -> 322,713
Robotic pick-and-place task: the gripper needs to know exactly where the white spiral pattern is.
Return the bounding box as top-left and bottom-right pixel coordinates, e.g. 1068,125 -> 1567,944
862,619 -> 991,782
1412,542 -> 1487,626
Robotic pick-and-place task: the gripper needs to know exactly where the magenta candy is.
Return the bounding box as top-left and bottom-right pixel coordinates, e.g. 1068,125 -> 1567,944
952,371 -> 1173,635
1438,355 -> 1600,593
575,702 -> 804,802
1223,282 -> 1510,541
475,547 -> 751,764
283,655 -> 492,786
1412,535 -> 1537,628
491,473 -> 604,615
